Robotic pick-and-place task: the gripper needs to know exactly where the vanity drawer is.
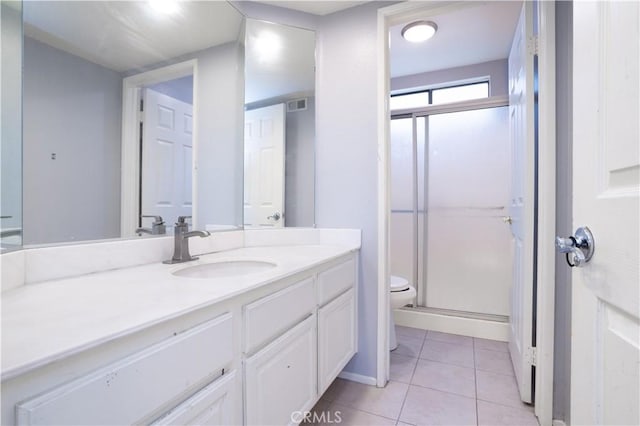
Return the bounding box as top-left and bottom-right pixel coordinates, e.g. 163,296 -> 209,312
16,313 -> 233,426
317,258 -> 356,306
244,278 -> 315,354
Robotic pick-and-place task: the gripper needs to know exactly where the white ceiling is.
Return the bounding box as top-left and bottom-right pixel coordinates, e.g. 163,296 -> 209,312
390,2 -> 522,78
253,1 -> 370,16
23,1 -> 243,72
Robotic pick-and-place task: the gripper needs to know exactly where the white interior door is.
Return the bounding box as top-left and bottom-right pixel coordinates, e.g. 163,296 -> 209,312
244,103 -> 285,228
141,88 -> 193,227
507,2 -> 535,404
570,2 -> 640,424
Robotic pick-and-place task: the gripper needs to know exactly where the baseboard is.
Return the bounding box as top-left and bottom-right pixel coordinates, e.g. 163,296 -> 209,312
394,308 -> 510,341
337,371 -> 377,386
551,420 -> 567,426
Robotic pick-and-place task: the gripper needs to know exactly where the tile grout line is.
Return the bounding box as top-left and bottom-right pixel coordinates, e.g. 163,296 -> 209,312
395,328 -> 426,425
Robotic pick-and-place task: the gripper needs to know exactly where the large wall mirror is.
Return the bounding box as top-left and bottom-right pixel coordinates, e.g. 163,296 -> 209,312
244,19 -> 316,228
0,1 -> 23,251
19,0 -> 245,246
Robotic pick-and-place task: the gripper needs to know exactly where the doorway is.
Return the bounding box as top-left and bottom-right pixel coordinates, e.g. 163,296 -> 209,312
377,2 -> 557,424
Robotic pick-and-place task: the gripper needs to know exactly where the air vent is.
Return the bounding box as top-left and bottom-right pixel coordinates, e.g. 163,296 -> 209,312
287,98 -> 307,112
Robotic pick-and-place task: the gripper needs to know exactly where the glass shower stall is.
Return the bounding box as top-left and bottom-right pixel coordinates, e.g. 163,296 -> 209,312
390,104 -> 512,319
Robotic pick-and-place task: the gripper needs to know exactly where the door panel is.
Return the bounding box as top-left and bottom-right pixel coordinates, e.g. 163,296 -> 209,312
571,2 -> 640,424
507,2 -> 535,404
244,104 -> 285,228
141,89 -> 193,226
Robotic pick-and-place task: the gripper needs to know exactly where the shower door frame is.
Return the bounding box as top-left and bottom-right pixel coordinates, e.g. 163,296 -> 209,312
391,96 -> 510,310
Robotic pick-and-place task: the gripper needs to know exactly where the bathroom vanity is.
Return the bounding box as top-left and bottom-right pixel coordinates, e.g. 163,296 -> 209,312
1,229 -> 360,425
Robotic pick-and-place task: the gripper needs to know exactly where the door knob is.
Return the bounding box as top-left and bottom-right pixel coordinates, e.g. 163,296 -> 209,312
267,212 -> 281,221
502,216 -> 513,224
555,226 -> 595,267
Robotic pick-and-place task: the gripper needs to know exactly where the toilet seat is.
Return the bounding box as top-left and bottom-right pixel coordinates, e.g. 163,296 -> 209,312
390,275 -> 410,292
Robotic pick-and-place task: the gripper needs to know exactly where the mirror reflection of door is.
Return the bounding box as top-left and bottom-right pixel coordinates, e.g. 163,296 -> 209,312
140,78 -> 194,230
244,103 -> 285,228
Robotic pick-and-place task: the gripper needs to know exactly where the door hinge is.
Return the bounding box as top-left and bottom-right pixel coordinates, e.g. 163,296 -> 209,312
527,35 -> 539,56
140,98 -> 144,112
526,346 -> 537,366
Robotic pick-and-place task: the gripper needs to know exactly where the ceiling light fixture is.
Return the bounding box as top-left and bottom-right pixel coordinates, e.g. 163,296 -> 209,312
148,0 -> 180,15
401,21 -> 438,43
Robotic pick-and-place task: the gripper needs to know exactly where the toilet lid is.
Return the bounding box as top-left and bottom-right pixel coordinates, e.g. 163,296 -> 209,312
390,275 -> 410,292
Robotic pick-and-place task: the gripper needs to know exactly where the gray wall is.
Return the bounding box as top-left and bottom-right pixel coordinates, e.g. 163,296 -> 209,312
147,75 -> 194,105
23,37 -> 122,245
1,3 -> 23,246
316,2 -> 392,379
553,1 -> 572,422
391,59 -> 509,97
285,97 -> 315,227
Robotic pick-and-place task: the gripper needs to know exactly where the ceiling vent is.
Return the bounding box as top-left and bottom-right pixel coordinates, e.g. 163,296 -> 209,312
287,98 -> 307,112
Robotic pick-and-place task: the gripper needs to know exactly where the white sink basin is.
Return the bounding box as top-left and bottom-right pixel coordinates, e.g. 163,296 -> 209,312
172,260 -> 277,279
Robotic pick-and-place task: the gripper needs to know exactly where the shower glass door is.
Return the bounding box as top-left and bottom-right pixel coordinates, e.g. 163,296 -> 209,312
390,106 -> 511,317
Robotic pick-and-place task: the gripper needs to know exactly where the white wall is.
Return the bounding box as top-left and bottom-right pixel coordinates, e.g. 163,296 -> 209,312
23,37 -> 122,245
391,59 -> 509,97
0,3 -> 23,246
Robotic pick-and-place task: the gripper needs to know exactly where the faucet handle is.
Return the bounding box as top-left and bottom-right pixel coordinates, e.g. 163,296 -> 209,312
177,216 -> 192,224
142,215 -> 164,225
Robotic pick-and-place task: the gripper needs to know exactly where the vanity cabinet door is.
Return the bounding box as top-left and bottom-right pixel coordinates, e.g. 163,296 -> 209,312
152,371 -> 239,426
245,315 -> 317,426
318,288 -> 356,395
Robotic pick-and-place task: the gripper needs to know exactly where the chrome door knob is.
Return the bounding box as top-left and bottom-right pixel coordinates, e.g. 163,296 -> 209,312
267,212 -> 281,221
502,216 -> 513,224
555,226 -> 595,267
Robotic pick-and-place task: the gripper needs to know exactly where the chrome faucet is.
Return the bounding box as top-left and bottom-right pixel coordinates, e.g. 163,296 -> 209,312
136,215 -> 166,236
163,216 -> 211,264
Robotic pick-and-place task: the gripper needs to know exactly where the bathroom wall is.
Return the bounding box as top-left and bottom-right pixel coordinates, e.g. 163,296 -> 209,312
23,37 -> 122,245
316,2 -> 394,379
147,75 -> 194,105
391,59 -> 509,97
285,98 -> 316,227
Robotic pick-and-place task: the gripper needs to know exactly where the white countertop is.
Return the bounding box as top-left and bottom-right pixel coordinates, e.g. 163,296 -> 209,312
1,245 -> 357,380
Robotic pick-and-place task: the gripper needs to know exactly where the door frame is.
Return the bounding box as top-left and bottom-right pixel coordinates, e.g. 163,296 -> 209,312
120,60 -> 198,238
375,2 -> 556,424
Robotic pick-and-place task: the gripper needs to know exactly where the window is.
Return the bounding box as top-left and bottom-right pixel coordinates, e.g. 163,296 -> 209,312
432,82 -> 489,105
390,81 -> 489,111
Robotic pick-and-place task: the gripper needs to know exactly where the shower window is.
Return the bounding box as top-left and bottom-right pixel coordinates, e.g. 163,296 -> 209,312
390,81 -> 489,111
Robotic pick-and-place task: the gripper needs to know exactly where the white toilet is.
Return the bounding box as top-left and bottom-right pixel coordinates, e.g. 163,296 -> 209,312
389,275 -> 417,351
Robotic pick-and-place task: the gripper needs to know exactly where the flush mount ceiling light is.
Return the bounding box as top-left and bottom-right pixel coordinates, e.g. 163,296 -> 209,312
401,21 -> 438,43
148,0 -> 180,15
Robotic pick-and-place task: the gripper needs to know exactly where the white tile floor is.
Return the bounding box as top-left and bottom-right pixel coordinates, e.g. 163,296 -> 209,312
307,326 -> 538,426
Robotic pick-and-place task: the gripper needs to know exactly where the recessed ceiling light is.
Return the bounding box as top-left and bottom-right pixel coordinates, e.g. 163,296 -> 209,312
401,21 -> 438,43
148,0 -> 180,15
